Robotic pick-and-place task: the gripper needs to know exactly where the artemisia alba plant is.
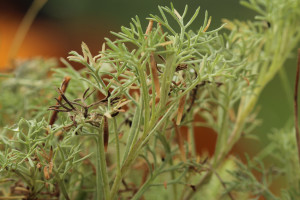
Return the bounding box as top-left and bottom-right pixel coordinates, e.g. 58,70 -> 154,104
1,0 -> 300,199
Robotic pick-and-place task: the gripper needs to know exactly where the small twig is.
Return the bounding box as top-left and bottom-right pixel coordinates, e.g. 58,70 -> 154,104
82,87 -> 90,99
294,49 -> 300,165
68,101 -> 86,108
57,88 -> 76,110
83,88 -> 96,101
158,54 -> 166,63
87,96 -> 120,108
54,98 -> 72,111
122,179 -> 129,190
181,80 -> 223,121
48,77 -> 71,126
103,116 -> 109,152
48,108 -> 70,112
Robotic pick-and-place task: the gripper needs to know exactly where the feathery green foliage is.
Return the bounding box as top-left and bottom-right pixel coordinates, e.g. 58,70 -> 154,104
1,0 -> 300,199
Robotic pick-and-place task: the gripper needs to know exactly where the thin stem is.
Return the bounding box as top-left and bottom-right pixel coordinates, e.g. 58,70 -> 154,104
137,63 -> 150,131
113,118 -> 121,175
149,54 -> 159,124
55,171 -> 70,200
159,53 -> 177,110
47,76 -> 71,134
220,53 -> 287,164
95,120 -> 111,200
213,89 -> 230,165
294,49 -> 300,165
121,102 -> 142,165
164,121 -> 179,200
95,136 -> 104,200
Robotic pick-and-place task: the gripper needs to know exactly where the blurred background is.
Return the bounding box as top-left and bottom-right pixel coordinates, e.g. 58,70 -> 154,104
0,0 -> 297,176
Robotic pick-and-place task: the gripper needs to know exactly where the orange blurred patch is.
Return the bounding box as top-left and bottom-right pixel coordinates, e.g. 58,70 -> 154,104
0,10 -> 67,70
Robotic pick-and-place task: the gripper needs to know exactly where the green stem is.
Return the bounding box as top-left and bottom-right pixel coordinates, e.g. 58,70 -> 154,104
95,137 -> 103,200
213,89 -> 230,166
95,122 -> 111,200
110,104 -> 176,200
137,64 -> 150,131
184,25 -> 296,199
221,59 -> 285,162
121,101 -> 142,165
113,118 -> 121,176
55,172 -> 70,200
149,60 -> 158,125
159,53 -> 177,110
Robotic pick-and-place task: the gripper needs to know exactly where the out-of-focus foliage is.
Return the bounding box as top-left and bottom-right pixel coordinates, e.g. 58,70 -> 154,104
0,59 -> 56,126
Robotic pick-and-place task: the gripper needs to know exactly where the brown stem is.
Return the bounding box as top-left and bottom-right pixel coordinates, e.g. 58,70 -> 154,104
103,116 -> 109,152
57,88 -> 76,110
47,76 -> 71,134
294,49 -> 300,165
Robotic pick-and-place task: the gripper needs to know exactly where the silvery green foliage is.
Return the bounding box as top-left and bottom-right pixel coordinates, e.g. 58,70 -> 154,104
0,118 -> 94,200
0,0 -> 300,199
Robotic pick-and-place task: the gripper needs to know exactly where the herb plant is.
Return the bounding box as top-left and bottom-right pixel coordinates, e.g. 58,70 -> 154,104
1,0 -> 300,199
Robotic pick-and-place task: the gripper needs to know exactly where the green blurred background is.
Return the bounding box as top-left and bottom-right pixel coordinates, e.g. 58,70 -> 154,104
0,0 -> 297,156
